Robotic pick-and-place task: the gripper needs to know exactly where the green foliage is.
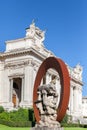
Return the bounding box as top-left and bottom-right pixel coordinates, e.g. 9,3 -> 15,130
64,123 -> 87,128
28,108 -> 35,121
0,106 -> 4,113
61,114 -> 87,128
0,108 -> 28,122
9,108 -> 29,121
61,114 -> 80,127
61,114 -> 69,124
61,123 -> 80,127
0,108 -> 35,127
80,124 -> 87,128
0,112 -> 10,120
61,114 -> 84,128
0,119 -> 32,127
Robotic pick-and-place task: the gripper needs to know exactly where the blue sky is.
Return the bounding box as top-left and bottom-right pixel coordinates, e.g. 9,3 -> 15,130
0,0 -> 87,96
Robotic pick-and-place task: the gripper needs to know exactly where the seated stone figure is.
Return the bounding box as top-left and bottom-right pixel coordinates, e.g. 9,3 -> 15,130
35,78 -> 60,128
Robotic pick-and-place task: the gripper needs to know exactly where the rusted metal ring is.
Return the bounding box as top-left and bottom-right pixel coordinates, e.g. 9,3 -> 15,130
33,57 -> 70,122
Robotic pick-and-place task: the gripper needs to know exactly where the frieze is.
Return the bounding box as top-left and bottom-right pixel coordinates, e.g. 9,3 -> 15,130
4,58 -> 40,70
4,61 -> 25,69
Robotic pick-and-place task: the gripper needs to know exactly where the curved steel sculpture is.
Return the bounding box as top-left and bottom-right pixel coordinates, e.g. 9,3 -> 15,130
33,57 -> 70,123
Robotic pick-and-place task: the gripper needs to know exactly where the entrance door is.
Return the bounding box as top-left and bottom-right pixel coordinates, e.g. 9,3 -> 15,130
12,94 -> 16,107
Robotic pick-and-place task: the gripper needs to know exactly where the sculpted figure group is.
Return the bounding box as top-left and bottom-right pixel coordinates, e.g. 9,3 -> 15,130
35,78 -> 60,128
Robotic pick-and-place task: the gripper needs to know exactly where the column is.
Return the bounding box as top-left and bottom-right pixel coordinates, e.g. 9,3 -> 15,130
78,86 -> 82,115
33,66 -> 37,85
73,86 -> 78,111
69,86 -> 73,114
0,62 -> 4,102
9,78 -> 13,102
24,60 -> 34,106
21,77 -> 24,102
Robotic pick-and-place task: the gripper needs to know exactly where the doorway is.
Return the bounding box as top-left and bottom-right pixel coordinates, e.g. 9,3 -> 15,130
12,78 -> 22,108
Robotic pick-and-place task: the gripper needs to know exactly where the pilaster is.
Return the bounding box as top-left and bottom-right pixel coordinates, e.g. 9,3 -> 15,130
0,62 -> 4,102
69,85 -> 73,115
20,77 -> 24,102
73,86 -> 79,112
24,59 -> 34,107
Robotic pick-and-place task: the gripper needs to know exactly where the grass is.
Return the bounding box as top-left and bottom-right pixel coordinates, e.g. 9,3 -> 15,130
0,124 -> 29,130
0,124 -> 86,130
64,127 -> 86,130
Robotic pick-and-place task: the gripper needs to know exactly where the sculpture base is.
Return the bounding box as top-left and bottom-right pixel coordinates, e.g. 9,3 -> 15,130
30,126 -> 64,130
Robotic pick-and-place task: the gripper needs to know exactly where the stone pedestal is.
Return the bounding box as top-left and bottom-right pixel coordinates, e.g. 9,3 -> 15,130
30,126 -> 64,130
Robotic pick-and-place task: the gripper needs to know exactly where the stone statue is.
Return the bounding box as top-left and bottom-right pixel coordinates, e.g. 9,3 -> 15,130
35,78 -> 61,128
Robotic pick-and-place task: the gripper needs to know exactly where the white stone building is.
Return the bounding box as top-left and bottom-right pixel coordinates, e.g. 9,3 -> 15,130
0,22 -> 83,121
82,97 -> 87,118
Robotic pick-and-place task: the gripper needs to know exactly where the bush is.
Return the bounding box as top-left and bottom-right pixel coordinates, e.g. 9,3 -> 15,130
0,119 -> 32,127
0,107 -> 35,127
0,106 -> 4,113
61,114 -> 69,124
28,108 -> 35,121
9,108 -> 29,121
61,114 -> 80,127
0,111 -> 10,120
0,108 -> 29,122
80,124 -> 87,128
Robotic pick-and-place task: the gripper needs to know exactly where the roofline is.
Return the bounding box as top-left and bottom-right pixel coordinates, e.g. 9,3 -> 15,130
5,37 -> 28,44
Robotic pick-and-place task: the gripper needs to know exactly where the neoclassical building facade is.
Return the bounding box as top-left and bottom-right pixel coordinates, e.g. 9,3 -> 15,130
0,22 -> 84,122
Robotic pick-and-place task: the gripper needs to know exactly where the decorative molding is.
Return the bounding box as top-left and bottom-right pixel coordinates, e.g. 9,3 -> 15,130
0,47 -> 49,62
8,73 -> 24,79
71,77 -> 83,86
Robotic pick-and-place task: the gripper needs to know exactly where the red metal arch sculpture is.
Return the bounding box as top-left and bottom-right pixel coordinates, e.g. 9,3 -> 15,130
33,57 -> 70,123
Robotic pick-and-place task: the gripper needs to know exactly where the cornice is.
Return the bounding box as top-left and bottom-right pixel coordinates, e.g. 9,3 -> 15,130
0,47 -> 47,61
70,76 -> 83,86
82,97 -> 87,99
